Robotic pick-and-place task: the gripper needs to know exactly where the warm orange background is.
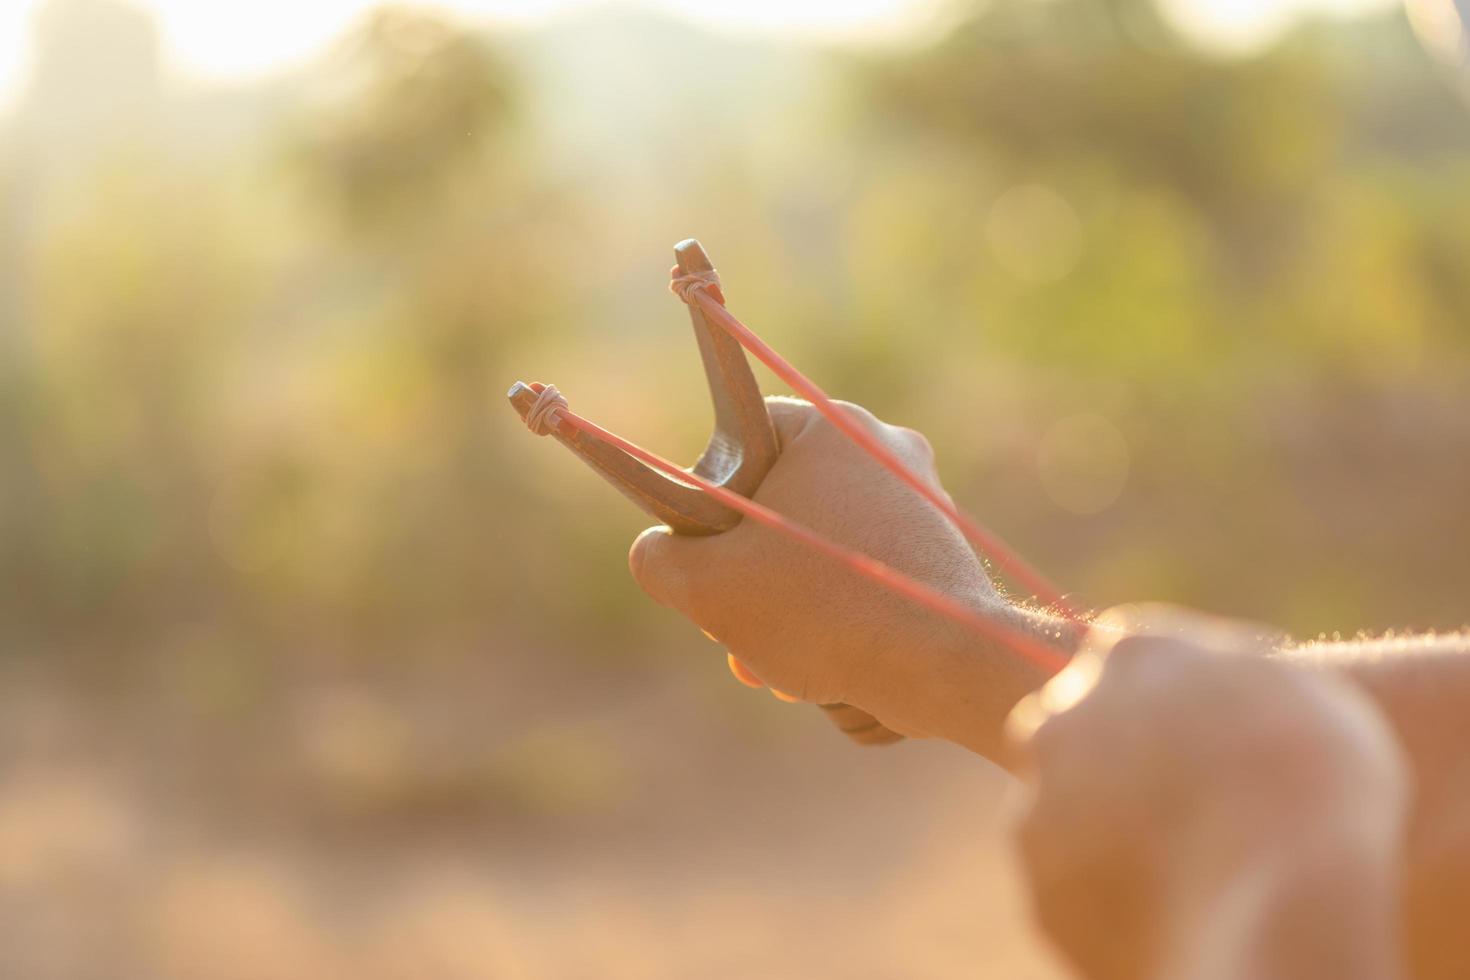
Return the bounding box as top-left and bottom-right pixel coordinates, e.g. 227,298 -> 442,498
4,0 -> 1469,976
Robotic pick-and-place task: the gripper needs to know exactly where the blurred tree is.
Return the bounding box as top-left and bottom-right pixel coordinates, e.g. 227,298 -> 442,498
846,0 -> 1470,629
292,6 -> 516,233
0,0 -> 1465,712
0,14 -> 1469,971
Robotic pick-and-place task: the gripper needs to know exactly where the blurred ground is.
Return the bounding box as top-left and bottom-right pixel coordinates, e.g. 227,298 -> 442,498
2,0 -> 1468,976
0,648 -> 1061,979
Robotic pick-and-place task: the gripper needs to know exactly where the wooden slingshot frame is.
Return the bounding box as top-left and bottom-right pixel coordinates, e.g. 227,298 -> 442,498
509,239 -> 903,745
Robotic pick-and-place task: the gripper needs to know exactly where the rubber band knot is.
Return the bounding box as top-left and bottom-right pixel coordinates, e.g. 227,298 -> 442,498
670,268 -> 721,305
525,383 -> 568,436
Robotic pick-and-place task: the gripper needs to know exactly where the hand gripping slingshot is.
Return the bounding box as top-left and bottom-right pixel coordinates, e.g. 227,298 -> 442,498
510,239 -> 1076,746
510,240 -> 903,744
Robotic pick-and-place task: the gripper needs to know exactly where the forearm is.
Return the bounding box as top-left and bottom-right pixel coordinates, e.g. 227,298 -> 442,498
1277,634 -> 1470,832
906,597 -> 1086,763
927,608 -> 1470,781
1277,634 -> 1470,980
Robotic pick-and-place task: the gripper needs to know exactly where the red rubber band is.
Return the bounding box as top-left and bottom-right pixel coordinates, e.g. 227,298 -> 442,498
534,387 -> 1070,676
685,286 -> 1082,623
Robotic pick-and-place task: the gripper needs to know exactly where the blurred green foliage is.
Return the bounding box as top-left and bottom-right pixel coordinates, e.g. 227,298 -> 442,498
0,4 -> 1467,974
2,0 -> 1468,687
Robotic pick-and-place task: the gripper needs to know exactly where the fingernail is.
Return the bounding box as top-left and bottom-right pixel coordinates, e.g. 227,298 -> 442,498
727,653 -> 765,689
770,688 -> 801,703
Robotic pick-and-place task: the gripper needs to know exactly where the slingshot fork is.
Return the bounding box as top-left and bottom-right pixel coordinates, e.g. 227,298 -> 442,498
508,239 -> 904,746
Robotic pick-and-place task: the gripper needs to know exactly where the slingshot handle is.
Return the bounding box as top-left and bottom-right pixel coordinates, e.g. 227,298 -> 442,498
667,241 -> 903,747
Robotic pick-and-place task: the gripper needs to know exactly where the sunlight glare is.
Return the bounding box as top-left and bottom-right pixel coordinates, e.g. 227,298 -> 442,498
1158,0 -> 1395,52
0,0 -> 939,103
0,0 -> 1405,106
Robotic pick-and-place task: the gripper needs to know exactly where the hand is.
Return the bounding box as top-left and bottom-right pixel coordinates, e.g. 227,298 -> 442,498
1006,605 -> 1409,980
628,396 -> 1001,738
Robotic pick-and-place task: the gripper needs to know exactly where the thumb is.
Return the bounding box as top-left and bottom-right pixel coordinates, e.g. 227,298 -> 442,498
628,525 -> 712,616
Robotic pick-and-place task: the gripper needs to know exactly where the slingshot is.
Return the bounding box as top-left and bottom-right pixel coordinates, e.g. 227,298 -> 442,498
510,239 -> 1077,746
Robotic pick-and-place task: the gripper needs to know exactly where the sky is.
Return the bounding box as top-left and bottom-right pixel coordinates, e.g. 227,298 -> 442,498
0,0 -> 1400,103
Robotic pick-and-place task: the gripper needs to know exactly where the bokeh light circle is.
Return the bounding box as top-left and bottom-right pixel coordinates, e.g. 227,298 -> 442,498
1036,414 -> 1131,515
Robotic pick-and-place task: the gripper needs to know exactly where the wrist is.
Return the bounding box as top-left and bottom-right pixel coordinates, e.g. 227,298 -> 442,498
894,596 -> 1083,764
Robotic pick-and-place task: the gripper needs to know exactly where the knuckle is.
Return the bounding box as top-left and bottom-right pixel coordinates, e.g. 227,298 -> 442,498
831,398 -> 877,420
1103,633 -> 1166,664
765,395 -> 815,423
831,399 -> 886,433
1099,635 -> 1181,684
895,425 -> 935,461
1028,691 -> 1095,756
764,396 -> 818,446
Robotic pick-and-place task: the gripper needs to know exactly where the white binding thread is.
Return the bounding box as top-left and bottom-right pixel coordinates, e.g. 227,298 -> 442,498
669,268 -> 721,305
525,383 -> 569,436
